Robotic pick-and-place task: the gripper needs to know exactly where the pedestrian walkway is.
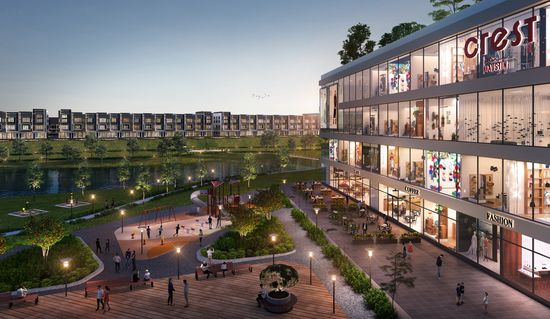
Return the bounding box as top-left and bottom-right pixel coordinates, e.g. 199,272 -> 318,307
283,185 -> 550,319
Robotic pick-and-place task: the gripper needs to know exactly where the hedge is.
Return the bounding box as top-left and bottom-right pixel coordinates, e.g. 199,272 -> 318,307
291,208 -> 396,319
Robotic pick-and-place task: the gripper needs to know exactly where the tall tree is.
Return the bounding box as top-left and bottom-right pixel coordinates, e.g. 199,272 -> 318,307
135,170 -> 152,201
231,207 -> 259,238
159,157 -> 179,193
429,0 -> 481,21
300,134 -> 318,149
126,138 -> 140,157
260,131 -> 279,149
277,146 -> 290,172
380,251 -> 416,310
241,153 -> 257,188
27,162 -> 44,202
287,138 -> 296,151
74,163 -> 91,197
117,158 -> 131,189
39,140 -> 53,162
0,144 -> 9,162
11,139 -> 28,161
24,215 -> 65,260
157,137 -> 173,157
338,23 -> 377,65
172,132 -> 187,155
197,160 -> 208,186
83,133 -> 98,157
61,144 -> 81,162
379,22 -> 426,47
94,144 -> 108,162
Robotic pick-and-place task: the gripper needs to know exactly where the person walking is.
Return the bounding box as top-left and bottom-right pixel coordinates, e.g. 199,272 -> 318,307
167,278 -> 175,306
362,222 -> 367,235
158,225 -> 163,238
407,241 -> 414,258
175,224 -> 180,237
105,239 -> 110,254
207,247 -> 214,265
402,243 -> 407,258
436,254 -> 443,278
103,286 -> 111,312
146,225 -> 151,239
460,282 -> 465,305
125,248 -> 131,269
95,238 -> 102,254
483,292 -> 489,314
95,285 -> 105,311
183,279 -> 189,307
199,229 -> 203,247
208,215 -> 213,229
131,250 -> 137,271
216,214 -> 222,228
113,253 -> 121,273
256,284 -> 267,307
456,283 -> 461,306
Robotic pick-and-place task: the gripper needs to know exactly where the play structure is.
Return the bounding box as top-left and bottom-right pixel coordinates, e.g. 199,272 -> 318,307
207,179 -> 241,216
138,205 -> 177,228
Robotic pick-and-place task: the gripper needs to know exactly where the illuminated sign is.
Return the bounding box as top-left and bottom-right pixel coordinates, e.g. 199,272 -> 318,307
404,186 -> 419,195
464,15 -> 539,58
486,212 -> 514,229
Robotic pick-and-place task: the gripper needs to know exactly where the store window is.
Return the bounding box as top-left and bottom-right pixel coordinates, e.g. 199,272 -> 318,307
387,146 -> 399,178
370,105 -> 379,135
320,88 -> 328,129
328,84 -> 338,129
338,140 -> 349,164
425,98 -> 439,140
388,103 -> 398,136
504,159 -> 529,218
355,72 -> 362,100
399,101 -> 411,137
349,141 -> 357,168
399,55 -> 411,92
478,90 -> 502,143
380,145 -> 388,176
370,66 -> 379,97
409,196 -> 423,233
355,107 -> 363,135
458,93 -> 478,142
378,62 -> 388,96
439,207 -> 457,250
425,150 -> 440,191
363,107 -> 370,135
440,37 -> 457,85
440,153 -> 461,197
460,155 -> 477,200
423,200 -> 439,240
362,70 -> 370,99
503,9 -> 539,74
362,144 -> 380,173
328,139 -> 338,161
379,104 -> 388,136
534,84 -> 550,147
502,230 -> 533,292
440,97 -> 457,140
350,74 -> 356,102
424,44 -> 439,87
477,157 -> 503,210
399,147 -> 410,181
534,239 -> 550,302
343,76 -> 350,102
410,148 -> 425,186
531,162 -> 550,224
338,109 -> 344,132
457,30 -> 478,81
338,78 -> 343,103
504,87 -> 532,145
411,49 -> 423,90
343,108 -> 350,134
389,57 -> 399,94
378,184 -> 389,216
479,21 -> 503,78
411,100 -> 424,138
361,178 -> 370,206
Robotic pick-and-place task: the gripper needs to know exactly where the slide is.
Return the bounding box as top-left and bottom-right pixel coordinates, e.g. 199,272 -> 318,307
191,189 -> 207,208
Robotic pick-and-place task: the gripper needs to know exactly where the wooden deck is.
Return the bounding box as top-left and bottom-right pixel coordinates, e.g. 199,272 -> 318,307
0,262 -> 347,319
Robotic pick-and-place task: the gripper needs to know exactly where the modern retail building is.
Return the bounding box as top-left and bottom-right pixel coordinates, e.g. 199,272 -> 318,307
319,0 -> 550,306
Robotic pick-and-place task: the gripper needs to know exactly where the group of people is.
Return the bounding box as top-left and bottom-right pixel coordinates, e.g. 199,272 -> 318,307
167,278 -> 189,307
95,238 -> 110,254
401,241 -> 414,258
95,285 -> 111,312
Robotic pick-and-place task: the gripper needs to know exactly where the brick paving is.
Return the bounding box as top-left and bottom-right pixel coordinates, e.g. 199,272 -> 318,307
283,185 -> 550,319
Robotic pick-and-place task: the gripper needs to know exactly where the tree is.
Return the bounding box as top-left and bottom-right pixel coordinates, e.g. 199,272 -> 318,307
160,157 -> 179,193
61,144 -> 81,161
94,144 -> 107,162
117,158 -> 131,189
197,160 -> 208,186
380,251 -> 416,310
126,138 -> 140,157
39,140 -> 53,162
11,139 -> 28,161
231,207 -> 259,237
277,146 -> 290,172
260,131 -> 279,149
429,0 -> 481,21
251,186 -> 285,219
300,134 -> 318,149
74,163 -> 91,197
172,132 -> 187,155
0,144 -> 9,162
27,162 -> 44,202
24,215 -> 65,260
338,23 -> 377,65
241,153 -> 257,188
84,133 -> 98,157
0,235 -> 6,255
157,137 -> 173,157
287,138 -> 296,151
135,170 -> 152,201
378,22 -> 426,47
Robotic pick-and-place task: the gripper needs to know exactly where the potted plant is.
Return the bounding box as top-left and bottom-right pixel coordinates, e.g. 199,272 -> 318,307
400,232 -> 422,243
260,264 -> 299,305
352,233 -> 375,244
375,231 -> 398,244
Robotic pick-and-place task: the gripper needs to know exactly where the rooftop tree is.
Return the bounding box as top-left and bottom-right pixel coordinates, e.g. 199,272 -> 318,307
378,22 -> 426,47
338,23 -> 376,65
429,0 -> 482,21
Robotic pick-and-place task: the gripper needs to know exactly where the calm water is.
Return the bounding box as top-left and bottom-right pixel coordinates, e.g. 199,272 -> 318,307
0,155 -> 320,197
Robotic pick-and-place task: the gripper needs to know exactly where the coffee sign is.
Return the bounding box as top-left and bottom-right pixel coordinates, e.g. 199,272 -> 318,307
486,212 -> 514,229
404,186 -> 419,195
464,15 -> 539,58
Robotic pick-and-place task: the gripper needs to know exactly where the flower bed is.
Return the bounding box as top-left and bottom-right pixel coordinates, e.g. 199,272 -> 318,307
291,208 -> 396,319
352,232 -> 398,244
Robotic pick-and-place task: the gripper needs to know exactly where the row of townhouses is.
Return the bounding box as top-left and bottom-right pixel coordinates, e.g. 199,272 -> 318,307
0,109 -> 319,140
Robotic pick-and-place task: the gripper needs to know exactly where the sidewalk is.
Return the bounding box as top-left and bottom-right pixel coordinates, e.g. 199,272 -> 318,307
283,185 -> 550,319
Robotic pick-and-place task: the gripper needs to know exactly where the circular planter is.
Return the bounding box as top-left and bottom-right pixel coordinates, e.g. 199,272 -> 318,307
266,291 -> 291,305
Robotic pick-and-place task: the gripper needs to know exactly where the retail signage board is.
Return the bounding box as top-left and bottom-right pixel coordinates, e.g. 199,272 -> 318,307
404,186 -> 419,195
486,211 -> 514,229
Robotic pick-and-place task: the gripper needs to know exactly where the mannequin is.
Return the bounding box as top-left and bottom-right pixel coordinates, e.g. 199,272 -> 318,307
467,231 -> 477,256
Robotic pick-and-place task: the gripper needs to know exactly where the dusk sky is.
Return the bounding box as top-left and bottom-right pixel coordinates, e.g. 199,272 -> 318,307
0,0 -> 434,115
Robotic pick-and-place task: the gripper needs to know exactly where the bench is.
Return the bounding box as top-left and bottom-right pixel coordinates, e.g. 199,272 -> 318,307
195,262 -> 253,280
195,264 -> 220,280
260,293 -> 297,314
84,278 -> 154,297
227,263 -> 253,275
0,292 -> 39,309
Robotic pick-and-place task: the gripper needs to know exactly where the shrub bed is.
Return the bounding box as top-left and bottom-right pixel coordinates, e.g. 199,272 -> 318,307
291,208 -> 396,319
0,235 -> 98,292
201,216 -> 294,259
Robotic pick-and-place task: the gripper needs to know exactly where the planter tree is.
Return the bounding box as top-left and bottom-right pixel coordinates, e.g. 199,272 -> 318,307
260,264 -> 299,294
197,160 -> 208,186
117,158 -> 131,189
135,170 -> 152,201
74,163 -> 91,197
39,140 -> 53,162
24,215 -> 65,260
251,187 -> 285,220
241,153 -> 257,188
231,207 -> 259,237
380,251 -> 416,310
27,162 -> 44,203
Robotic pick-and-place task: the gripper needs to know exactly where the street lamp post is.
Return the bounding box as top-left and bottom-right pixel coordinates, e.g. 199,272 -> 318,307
176,247 -> 181,279
309,251 -> 313,285
140,228 -> 144,255
120,210 -> 125,233
314,208 -> 320,228
282,179 -> 286,185
248,194 -> 252,208
332,275 -> 336,314
69,193 -> 74,219
90,194 -> 96,213
129,189 -> 135,204
62,260 -> 70,297
271,234 -> 277,265
368,250 -> 373,286
156,179 -> 161,194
